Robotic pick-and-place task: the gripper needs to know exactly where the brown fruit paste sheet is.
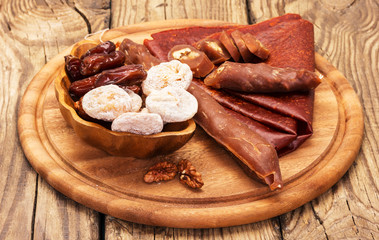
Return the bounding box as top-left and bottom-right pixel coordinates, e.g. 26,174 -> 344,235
144,14 -> 316,156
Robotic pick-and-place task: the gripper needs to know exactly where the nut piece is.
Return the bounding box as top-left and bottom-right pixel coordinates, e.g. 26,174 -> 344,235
178,160 -> 204,189
144,161 -> 178,183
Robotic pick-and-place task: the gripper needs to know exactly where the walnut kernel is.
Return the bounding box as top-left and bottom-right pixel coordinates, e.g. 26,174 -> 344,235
143,161 -> 178,183
178,160 -> 204,189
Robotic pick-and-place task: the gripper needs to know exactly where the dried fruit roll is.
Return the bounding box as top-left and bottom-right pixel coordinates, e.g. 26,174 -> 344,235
119,38 -> 162,70
188,81 -> 283,190
218,31 -> 241,62
144,26 -> 233,61
205,61 -> 321,93
168,44 -> 214,78
241,33 -> 270,60
230,30 -> 255,62
193,38 -> 231,65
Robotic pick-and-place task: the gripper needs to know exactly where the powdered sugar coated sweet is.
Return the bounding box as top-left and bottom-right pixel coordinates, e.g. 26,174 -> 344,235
82,85 -> 133,121
142,60 -> 193,96
111,112 -> 164,135
145,86 -> 198,123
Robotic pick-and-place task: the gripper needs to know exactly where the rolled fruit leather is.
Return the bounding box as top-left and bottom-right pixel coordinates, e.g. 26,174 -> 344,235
193,78 -> 297,151
218,31 -> 241,62
211,14 -> 316,155
144,14 -> 316,155
168,44 -> 214,78
193,38 -> 231,65
230,30 -> 256,62
204,61 -> 321,92
188,81 -> 283,190
241,32 -> 270,60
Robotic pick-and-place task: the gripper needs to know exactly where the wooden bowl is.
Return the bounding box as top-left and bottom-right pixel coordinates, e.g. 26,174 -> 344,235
54,41 -> 196,158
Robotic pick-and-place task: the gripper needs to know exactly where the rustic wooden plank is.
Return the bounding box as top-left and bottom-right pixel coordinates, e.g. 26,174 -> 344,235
30,0 -> 111,237
67,0 -> 111,34
33,177 -> 100,240
0,0 -> 46,238
105,218 -> 282,239
248,0 -> 379,238
111,0 -> 249,28
4,0 -> 376,239
0,0 -> 111,239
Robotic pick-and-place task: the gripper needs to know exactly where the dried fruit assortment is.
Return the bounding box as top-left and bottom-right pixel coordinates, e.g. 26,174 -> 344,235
143,14 -> 320,190
61,14 -> 321,190
64,40 -> 198,135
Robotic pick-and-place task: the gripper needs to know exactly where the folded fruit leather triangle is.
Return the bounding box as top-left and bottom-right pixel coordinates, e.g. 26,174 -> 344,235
144,14 -> 315,157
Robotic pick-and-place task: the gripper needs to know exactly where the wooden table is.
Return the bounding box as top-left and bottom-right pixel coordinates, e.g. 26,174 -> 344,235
1,0 -> 378,239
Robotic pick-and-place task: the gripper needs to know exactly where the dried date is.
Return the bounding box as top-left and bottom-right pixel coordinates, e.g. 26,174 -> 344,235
69,65 -> 146,99
80,41 -> 116,60
64,55 -> 84,82
69,74 -> 98,100
94,65 -> 146,87
144,161 -> 178,183
178,160 -> 204,189
80,50 -> 126,76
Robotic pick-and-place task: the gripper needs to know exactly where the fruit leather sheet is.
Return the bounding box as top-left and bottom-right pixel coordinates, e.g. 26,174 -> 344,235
145,26 -> 233,61
144,14 -> 315,156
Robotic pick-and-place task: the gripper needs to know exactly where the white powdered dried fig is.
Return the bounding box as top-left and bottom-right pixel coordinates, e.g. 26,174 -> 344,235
123,88 -> 142,112
145,86 -> 198,123
142,60 -> 192,96
111,112 -> 163,135
82,85 -> 132,121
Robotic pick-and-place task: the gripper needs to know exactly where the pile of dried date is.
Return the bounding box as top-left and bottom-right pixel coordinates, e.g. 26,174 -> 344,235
144,160 -> 204,189
65,41 -> 146,116
64,40 -> 199,135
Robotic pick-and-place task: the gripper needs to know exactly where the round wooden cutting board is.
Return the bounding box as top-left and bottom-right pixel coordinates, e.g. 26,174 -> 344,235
18,19 -> 364,228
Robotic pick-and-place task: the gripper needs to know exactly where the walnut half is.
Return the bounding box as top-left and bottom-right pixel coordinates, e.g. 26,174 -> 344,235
143,161 -> 178,183
178,160 -> 204,189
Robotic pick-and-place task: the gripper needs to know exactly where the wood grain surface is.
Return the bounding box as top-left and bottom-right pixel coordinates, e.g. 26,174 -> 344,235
19,19 -> 361,228
1,0 -> 378,239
